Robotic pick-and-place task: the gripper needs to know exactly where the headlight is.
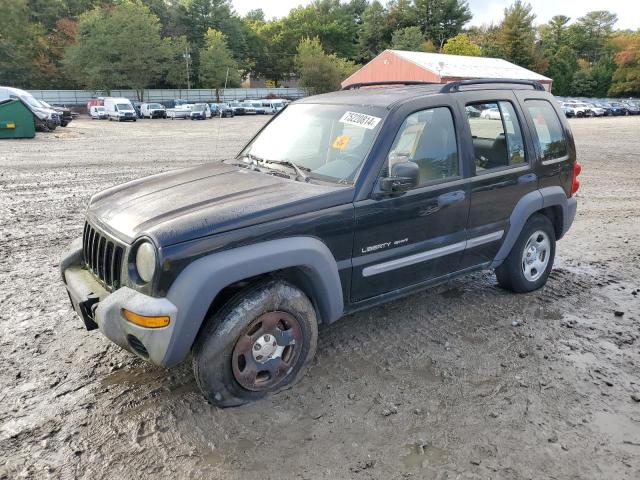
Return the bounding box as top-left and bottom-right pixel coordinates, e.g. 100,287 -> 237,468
135,242 -> 157,283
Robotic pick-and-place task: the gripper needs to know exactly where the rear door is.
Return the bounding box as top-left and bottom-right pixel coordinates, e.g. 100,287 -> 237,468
351,101 -> 470,302
456,91 -> 538,268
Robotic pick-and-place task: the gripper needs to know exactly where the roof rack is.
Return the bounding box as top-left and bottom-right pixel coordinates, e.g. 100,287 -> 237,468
440,78 -> 545,93
342,81 -> 437,90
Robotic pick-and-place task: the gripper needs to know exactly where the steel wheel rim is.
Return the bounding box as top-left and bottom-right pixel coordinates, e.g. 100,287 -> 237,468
521,230 -> 550,282
232,311 -> 303,392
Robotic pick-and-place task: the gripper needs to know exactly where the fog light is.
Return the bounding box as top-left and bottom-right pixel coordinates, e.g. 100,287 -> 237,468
122,308 -> 170,328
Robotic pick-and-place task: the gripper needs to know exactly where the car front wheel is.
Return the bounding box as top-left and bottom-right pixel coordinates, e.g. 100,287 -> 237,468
192,280 -> 318,407
495,213 -> 556,293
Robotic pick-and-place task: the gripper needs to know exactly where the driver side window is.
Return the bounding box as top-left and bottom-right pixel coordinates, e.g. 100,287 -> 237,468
387,107 -> 459,187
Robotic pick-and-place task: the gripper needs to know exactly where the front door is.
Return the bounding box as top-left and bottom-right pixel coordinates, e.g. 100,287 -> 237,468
351,104 -> 469,302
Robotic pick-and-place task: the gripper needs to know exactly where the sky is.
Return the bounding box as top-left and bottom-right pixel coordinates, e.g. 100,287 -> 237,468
232,0 -> 640,30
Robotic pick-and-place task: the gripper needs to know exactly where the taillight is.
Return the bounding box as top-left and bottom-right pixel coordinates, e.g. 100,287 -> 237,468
571,162 -> 582,196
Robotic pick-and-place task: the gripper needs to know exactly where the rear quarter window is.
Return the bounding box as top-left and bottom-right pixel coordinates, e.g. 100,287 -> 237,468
525,100 -> 568,161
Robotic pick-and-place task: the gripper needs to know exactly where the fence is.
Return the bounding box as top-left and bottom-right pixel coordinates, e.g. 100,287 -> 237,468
27,88 -> 309,105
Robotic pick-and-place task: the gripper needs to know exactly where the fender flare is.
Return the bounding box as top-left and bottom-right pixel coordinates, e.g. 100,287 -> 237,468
490,186 -> 573,268
162,236 -> 343,367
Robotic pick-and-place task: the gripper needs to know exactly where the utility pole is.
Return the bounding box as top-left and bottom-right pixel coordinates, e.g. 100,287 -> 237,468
183,45 -> 191,91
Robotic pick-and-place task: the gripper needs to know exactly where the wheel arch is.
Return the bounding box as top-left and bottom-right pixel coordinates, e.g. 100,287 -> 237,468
490,186 -> 572,269
162,237 -> 343,367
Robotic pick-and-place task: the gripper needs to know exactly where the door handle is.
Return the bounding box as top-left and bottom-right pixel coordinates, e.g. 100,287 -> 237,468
438,190 -> 465,207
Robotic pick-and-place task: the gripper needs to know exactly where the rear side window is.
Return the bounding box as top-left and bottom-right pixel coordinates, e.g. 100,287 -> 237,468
466,101 -> 526,173
525,100 -> 568,160
387,107 -> 459,187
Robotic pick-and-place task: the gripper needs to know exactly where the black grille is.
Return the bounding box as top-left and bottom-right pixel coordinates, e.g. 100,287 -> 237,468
82,222 -> 124,291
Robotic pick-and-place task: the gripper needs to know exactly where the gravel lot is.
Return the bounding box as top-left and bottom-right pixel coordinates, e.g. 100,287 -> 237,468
1,115 -> 639,479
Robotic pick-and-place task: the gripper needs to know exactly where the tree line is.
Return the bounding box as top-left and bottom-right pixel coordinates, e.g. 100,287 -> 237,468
1,0 -> 638,97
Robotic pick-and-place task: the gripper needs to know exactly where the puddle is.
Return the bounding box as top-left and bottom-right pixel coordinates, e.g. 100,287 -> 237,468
401,443 -> 448,468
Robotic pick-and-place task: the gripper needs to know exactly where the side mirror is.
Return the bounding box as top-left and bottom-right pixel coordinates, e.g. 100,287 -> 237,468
379,161 -> 420,193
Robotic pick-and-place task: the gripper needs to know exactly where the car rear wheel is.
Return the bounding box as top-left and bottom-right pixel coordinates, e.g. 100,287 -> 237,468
192,280 -> 318,407
495,213 -> 556,293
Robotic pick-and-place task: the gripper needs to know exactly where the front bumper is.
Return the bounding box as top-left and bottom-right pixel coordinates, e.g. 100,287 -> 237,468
61,240 -> 177,366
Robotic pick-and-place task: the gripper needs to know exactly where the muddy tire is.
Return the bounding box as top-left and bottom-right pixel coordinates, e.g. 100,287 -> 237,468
495,213 -> 556,293
192,280 -> 318,407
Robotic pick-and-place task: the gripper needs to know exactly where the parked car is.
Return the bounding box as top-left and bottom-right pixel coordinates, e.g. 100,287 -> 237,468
561,105 -> 574,118
245,101 -> 266,114
61,79 -> 580,407
561,102 -> 589,117
465,105 -> 481,117
592,102 -> 613,116
0,86 -> 60,131
621,102 -> 639,115
90,105 -> 108,120
210,103 -> 234,117
104,97 -> 137,122
167,104 -> 192,119
140,103 -> 167,119
582,103 -> 606,117
229,101 -> 247,115
480,107 -> 502,119
190,103 -> 211,120
607,102 -> 629,115
40,100 -> 74,126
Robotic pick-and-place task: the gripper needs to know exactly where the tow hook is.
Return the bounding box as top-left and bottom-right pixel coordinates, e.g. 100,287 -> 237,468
79,293 -> 100,331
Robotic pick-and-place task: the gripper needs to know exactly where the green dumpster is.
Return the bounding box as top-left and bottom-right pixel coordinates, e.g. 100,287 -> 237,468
0,99 -> 36,139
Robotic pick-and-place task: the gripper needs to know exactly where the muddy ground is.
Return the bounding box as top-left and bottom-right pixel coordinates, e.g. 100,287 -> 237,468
1,115 -> 639,479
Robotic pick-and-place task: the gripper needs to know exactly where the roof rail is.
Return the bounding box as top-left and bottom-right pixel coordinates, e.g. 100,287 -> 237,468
342,81 -> 437,90
440,78 -> 545,93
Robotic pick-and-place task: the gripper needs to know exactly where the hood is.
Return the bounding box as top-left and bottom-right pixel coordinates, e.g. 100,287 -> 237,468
87,162 -> 348,246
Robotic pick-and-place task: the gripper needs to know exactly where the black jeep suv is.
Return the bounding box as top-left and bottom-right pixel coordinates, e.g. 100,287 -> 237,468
61,79 -> 580,407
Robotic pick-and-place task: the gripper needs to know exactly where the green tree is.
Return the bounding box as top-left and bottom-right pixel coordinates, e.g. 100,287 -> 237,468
391,26 -> 425,51
414,0 -> 472,51
546,46 -> 578,96
443,33 -> 481,56
199,28 -> 241,99
64,1 -> 170,99
357,0 -> 388,62
573,11 -> 618,63
571,68 -> 597,96
295,37 -> 346,94
164,35 -> 191,89
497,1 -> 537,69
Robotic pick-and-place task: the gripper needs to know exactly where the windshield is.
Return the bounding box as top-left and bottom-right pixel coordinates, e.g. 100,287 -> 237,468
21,94 -> 44,109
96,107 -> 105,112
192,105 -> 205,112
116,103 -> 132,110
148,103 -> 162,109
234,103 -> 385,184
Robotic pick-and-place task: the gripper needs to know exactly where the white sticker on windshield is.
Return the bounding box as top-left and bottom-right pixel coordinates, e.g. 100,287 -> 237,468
339,111 -> 381,129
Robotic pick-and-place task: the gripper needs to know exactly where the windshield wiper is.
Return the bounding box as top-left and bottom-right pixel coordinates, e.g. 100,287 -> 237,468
238,154 -> 311,183
262,159 -> 311,183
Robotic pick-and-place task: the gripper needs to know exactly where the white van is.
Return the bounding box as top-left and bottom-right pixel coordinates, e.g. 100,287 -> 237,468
260,99 -> 286,114
89,105 -> 107,119
103,97 -> 137,122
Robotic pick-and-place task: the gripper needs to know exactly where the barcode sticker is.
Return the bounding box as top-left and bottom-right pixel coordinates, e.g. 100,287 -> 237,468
339,111 -> 381,129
